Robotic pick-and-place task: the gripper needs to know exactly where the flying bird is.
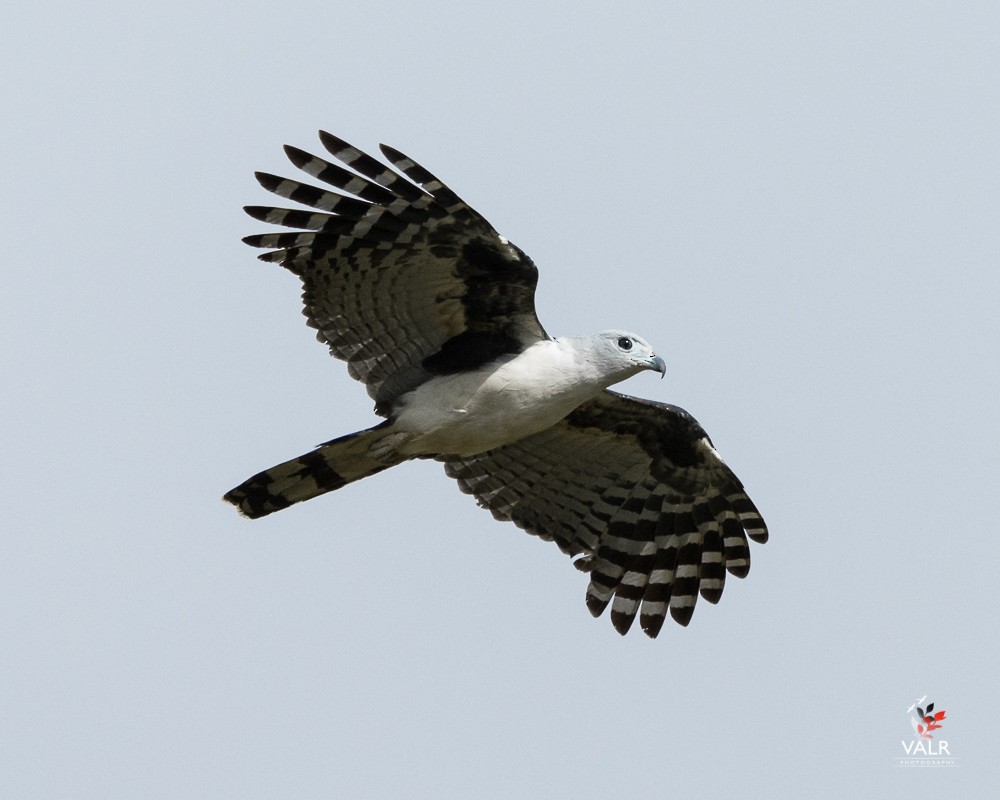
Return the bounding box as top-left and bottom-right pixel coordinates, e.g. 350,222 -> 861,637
224,131 -> 768,637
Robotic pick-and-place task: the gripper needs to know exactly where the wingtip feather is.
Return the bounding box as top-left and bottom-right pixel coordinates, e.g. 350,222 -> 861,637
254,171 -> 285,192
639,611 -> 666,639
282,144 -> 313,170
585,591 -> 610,618
318,130 -> 349,153
669,604 -> 695,627
244,205 -> 272,222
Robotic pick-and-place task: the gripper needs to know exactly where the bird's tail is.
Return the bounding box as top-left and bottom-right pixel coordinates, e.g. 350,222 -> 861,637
224,422 -> 403,519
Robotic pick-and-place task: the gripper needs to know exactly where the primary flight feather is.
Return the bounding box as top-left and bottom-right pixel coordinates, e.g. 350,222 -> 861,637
224,131 -> 767,638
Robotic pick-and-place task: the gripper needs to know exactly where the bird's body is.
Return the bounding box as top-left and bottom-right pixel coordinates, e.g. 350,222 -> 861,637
225,132 -> 768,637
391,334 -> 661,457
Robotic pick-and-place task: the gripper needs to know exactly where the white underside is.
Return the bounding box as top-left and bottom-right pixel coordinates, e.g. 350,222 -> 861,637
386,338 -> 609,457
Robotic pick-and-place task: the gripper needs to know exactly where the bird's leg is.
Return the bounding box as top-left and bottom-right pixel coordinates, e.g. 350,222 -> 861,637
368,431 -> 412,462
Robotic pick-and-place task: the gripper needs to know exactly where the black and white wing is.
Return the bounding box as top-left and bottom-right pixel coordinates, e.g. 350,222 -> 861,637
442,390 -> 768,638
244,132 -> 547,414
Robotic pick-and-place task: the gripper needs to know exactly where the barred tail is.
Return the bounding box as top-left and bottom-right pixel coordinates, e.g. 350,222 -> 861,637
224,423 -> 401,519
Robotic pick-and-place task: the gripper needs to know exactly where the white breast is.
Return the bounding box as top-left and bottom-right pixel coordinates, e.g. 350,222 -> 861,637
392,339 -> 601,456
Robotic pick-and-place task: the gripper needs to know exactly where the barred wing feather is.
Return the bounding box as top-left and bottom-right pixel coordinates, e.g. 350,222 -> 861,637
443,390 -> 768,638
243,132 -> 547,414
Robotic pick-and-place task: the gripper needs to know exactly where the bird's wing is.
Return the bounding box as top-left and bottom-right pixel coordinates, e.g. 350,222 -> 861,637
243,132 -> 548,414
442,390 -> 767,637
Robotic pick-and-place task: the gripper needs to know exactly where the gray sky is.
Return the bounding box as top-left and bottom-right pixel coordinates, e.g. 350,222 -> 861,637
3,2 -> 997,797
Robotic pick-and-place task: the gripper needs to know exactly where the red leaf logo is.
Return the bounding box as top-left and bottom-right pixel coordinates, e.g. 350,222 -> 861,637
910,700 -> 946,740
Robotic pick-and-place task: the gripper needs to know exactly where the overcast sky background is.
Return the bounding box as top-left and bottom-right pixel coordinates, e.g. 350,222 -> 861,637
3,2 -> 997,797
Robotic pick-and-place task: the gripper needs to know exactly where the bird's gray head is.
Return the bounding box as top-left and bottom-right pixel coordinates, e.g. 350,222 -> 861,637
587,330 -> 666,385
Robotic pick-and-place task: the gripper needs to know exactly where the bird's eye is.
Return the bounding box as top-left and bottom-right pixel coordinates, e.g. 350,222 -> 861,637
617,337 -> 633,351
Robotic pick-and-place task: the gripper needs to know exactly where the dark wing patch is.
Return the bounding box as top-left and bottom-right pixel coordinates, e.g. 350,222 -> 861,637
243,132 -> 548,414
442,390 -> 767,638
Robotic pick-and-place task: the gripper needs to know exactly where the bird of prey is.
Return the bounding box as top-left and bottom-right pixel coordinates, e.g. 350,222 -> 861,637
224,131 -> 768,638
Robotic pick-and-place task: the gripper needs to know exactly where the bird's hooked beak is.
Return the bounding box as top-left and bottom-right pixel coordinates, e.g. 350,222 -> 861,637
646,354 -> 666,379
